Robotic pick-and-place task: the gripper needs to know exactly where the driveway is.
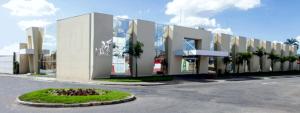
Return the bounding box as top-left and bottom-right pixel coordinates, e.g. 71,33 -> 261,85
1,74 -> 300,113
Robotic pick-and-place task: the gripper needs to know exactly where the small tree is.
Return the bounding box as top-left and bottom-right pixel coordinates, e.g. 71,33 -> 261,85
235,54 -> 243,73
124,41 -> 144,77
279,56 -> 288,71
222,57 -> 231,74
253,47 -> 266,72
238,52 -> 252,72
231,43 -> 238,73
288,56 -> 297,70
13,52 -> 19,74
298,55 -> 300,71
284,38 -> 299,50
268,50 -> 280,72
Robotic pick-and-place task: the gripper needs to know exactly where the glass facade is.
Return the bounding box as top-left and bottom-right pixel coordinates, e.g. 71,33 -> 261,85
181,58 -> 197,73
153,24 -> 167,74
112,17 -> 132,74
183,38 -> 196,50
154,24 -> 166,56
181,38 -> 197,73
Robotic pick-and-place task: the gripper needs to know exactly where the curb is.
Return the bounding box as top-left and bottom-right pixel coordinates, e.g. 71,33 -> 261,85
16,95 -> 136,107
96,82 -> 167,86
1,75 -> 174,86
89,80 -> 172,86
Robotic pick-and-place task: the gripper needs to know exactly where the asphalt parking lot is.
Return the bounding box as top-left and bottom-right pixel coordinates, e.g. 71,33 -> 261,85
1,74 -> 300,113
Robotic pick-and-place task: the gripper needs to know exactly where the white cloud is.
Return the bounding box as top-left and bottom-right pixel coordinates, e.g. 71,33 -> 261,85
0,43 -> 19,55
170,16 -> 217,28
2,0 -> 58,17
234,0 -> 261,10
0,35 -> 56,55
207,27 -> 233,34
44,34 -> 55,42
18,19 -> 52,30
273,40 -> 283,44
115,15 -> 129,19
296,36 -> 300,42
166,0 -> 261,17
43,34 -> 56,51
165,0 -> 261,34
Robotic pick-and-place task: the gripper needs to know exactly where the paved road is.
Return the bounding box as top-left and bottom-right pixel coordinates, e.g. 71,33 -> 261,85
1,74 -> 300,113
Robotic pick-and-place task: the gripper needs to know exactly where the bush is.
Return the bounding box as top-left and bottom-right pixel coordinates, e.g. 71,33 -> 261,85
50,89 -> 102,96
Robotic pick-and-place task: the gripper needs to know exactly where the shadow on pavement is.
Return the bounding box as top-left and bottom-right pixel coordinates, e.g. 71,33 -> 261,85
173,72 -> 300,83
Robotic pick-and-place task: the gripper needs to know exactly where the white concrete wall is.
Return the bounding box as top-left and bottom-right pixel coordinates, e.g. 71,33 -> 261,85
273,43 -> 282,71
0,55 -> 13,74
57,14 -> 91,82
26,27 -> 43,74
215,33 -> 231,74
290,45 -> 298,70
198,28 -> 212,74
231,37 -> 238,73
56,12 -> 299,81
249,38 -> 260,72
168,26 -> 196,75
134,19 -> 156,76
263,41 -> 272,72
283,44 -> 289,71
293,46 -> 298,70
90,13 -> 113,79
19,43 -> 29,74
167,26 -> 211,75
236,36 -> 247,73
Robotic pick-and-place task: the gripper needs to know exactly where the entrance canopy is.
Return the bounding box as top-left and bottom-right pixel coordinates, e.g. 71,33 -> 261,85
175,50 -> 229,57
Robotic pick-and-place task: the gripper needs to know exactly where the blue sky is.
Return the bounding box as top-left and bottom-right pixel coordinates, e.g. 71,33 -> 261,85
0,0 -> 300,55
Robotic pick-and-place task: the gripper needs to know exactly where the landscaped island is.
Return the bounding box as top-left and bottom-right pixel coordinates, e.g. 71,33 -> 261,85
17,88 -> 135,107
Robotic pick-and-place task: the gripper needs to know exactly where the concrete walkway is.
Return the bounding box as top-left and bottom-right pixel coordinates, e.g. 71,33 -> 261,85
89,80 -> 169,86
1,74 -> 300,113
0,74 -> 170,86
2,73 -> 300,86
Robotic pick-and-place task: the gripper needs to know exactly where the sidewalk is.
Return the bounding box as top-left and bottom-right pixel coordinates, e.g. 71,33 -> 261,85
3,73 -> 298,86
89,80 -> 170,86
0,74 -> 171,86
0,74 -> 56,82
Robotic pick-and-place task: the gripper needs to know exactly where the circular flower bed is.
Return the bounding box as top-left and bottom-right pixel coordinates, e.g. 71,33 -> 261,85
50,89 -> 102,96
17,88 -> 135,107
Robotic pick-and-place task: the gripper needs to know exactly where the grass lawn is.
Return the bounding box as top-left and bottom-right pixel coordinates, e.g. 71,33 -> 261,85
30,73 -> 47,76
19,88 -> 132,104
98,76 -> 174,82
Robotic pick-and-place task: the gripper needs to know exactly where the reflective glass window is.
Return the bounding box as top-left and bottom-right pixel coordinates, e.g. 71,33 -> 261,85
184,38 -> 196,50
153,24 -> 167,74
112,17 -> 132,74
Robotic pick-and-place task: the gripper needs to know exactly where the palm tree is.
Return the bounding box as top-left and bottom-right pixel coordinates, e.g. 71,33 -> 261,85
253,47 -> 266,72
288,56 -> 297,70
235,54 -> 243,73
279,56 -> 288,71
13,52 -> 19,74
284,38 -> 299,50
222,57 -> 231,74
298,55 -> 300,71
268,50 -> 280,72
231,43 -> 238,73
124,41 -> 144,77
238,52 -> 253,73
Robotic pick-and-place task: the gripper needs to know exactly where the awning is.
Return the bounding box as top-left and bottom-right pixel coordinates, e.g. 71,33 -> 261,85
175,50 -> 229,57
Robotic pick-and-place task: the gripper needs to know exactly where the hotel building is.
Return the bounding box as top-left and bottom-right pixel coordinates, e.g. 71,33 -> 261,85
55,12 -> 298,82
